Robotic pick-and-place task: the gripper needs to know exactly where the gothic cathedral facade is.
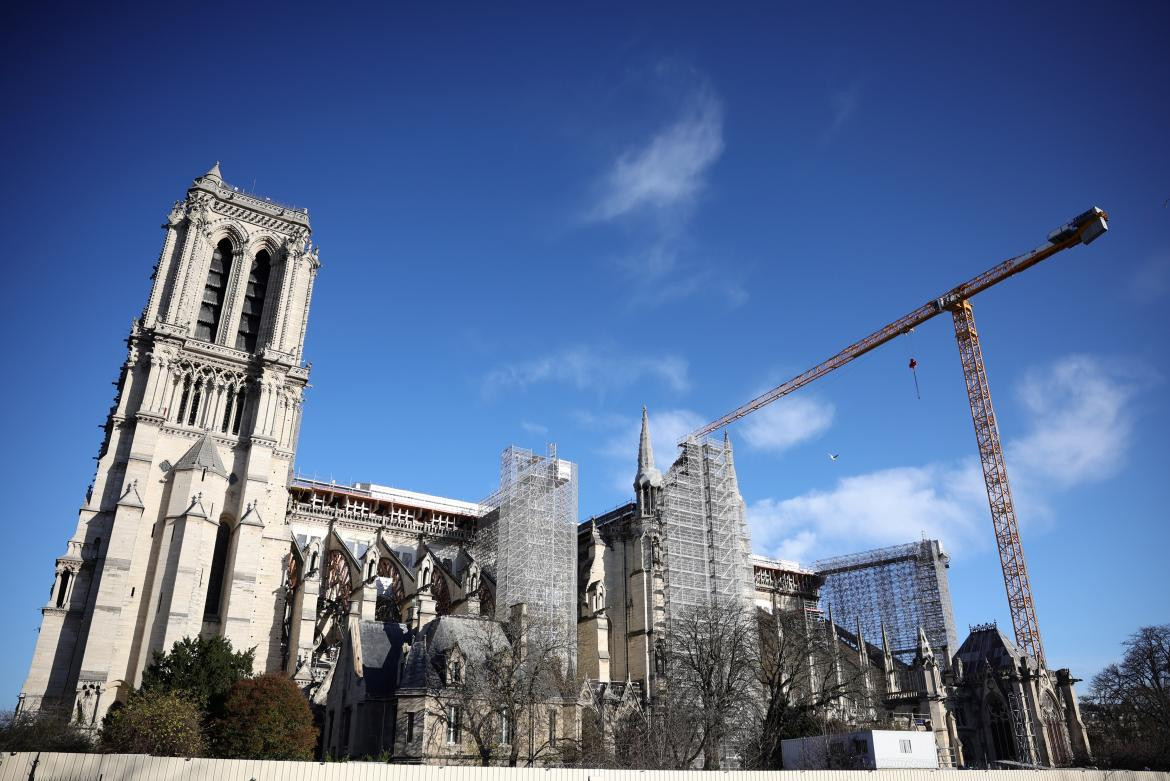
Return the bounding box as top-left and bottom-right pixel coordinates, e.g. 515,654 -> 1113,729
20,165 -> 321,725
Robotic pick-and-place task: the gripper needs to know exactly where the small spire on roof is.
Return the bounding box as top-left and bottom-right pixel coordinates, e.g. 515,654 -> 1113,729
203,161 -> 223,181
635,406 -> 663,489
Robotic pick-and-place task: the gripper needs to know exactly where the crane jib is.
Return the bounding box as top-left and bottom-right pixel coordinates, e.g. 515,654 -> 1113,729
685,219 -> 1098,442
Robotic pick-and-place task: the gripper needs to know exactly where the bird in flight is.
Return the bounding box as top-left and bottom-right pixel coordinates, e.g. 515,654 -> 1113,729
828,452 -> 840,462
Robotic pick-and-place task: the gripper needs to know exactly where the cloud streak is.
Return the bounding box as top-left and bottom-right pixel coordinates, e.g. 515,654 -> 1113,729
741,396 -> 835,453
484,346 -> 690,397
747,354 -> 1153,565
583,70 -> 743,308
589,85 -> 723,224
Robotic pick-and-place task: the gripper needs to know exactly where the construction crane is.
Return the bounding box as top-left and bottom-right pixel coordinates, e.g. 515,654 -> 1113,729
687,207 -> 1110,666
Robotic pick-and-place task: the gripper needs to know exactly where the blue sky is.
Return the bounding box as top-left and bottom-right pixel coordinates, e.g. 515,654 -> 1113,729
1,1 -> 1167,706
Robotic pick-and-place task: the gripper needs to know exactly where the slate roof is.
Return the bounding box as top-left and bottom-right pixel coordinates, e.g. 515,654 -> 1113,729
398,614 -> 511,690
954,625 -> 1029,671
357,620 -> 412,697
172,431 -> 227,477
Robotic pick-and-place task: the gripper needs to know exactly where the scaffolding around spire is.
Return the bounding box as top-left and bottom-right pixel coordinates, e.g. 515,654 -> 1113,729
658,435 -> 754,621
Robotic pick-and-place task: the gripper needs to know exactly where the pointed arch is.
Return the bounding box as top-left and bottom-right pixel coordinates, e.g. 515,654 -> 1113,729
203,518 -> 232,619
235,247 -> 272,352
195,238 -> 234,342
986,691 -> 1016,762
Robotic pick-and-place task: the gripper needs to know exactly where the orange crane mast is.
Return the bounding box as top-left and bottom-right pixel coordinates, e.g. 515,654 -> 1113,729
687,207 -> 1110,666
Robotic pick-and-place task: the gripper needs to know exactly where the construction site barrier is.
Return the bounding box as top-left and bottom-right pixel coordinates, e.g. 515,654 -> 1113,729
1,754 -> 1168,781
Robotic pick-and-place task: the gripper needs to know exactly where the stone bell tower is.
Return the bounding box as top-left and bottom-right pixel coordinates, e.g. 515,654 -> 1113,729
18,164 -> 321,725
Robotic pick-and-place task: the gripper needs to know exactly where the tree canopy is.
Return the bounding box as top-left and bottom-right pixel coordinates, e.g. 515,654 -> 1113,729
1086,623 -> 1170,770
140,635 -> 254,716
99,691 -> 204,757
210,673 -> 317,760
0,709 -> 93,753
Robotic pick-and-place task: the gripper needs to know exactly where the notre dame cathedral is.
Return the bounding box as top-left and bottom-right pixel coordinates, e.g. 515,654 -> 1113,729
19,164 -> 320,724
19,168 -> 1093,768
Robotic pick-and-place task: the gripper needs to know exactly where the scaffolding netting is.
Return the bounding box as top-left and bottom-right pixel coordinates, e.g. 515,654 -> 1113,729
479,445 -> 578,664
660,437 -> 754,621
815,539 -> 958,667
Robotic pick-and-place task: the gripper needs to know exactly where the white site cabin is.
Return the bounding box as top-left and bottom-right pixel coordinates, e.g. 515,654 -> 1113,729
782,729 -> 940,770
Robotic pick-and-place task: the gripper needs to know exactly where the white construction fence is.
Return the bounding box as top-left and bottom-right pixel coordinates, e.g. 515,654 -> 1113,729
1,754 -> 1168,781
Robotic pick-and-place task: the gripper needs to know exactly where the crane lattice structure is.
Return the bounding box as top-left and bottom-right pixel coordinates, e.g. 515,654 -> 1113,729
686,207 -> 1110,666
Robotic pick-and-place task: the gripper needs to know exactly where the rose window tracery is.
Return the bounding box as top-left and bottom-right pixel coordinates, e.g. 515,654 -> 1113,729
317,549 -> 352,620
375,557 -> 405,623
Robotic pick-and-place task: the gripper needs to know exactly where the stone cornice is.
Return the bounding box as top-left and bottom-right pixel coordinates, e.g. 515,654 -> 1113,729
189,175 -> 311,233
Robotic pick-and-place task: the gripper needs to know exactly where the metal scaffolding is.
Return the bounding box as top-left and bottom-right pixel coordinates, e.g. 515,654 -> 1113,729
479,445 -> 578,661
660,436 -> 754,621
815,539 -> 958,667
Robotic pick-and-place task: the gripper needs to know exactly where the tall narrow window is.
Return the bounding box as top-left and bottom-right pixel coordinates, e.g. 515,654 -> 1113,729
203,521 -> 231,618
176,376 -> 192,423
187,380 -> 203,427
231,386 -> 246,435
235,249 -> 270,352
196,240 -> 234,342
548,708 -> 557,747
220,386 -> 235,433
500,708 -> 511,745
56,571 -> 71,608
446,705 -> 461,744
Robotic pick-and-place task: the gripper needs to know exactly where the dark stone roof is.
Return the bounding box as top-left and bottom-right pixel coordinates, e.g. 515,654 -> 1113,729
172,431 -> 227,477
399,615 -> 511,689
954,625 -> 1028,671
357,620 -> 411,697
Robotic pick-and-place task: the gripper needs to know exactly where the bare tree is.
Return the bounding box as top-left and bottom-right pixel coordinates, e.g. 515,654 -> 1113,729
426,610 -> 576,766
636,600 -> 759,770
746,607 -> 877,769
1085,624 -> 1170,770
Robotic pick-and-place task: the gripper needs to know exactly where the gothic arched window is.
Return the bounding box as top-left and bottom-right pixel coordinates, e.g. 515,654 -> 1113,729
375,557 -> 404,623
203,521 -> 231,619
235,249 -> 271,352
988,696 -> 1016,762
231,385 -> 247,435
1043,694 -> 1072,766
196,240 -> 234,342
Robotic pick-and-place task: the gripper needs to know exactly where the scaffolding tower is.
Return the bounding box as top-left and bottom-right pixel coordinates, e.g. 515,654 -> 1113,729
814,540 -> 958,667
659,436 -> 754,622
479,445 -> 578,663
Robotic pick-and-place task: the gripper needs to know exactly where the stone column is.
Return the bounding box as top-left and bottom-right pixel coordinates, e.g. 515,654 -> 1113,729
144,216 -> 182,326
1056,668 -> 1091,762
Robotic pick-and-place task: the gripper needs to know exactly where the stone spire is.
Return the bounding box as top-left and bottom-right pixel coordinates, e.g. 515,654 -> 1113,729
203,161 -> 223,181
881,620 -> 894,672
634,406 -> 663,489
855,614 -> 868,668
917,625 -> 936,666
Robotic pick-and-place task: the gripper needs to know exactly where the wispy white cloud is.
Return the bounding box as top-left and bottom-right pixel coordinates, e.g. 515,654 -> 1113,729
589,85 -> 723,223
741,396 -> 835,453
483,346 -> 690,397
520,420 -> 548,435
748,461 -> 986,567
825,86 -> 859,138
1010,355 -> 1146,488
583,69 -> 744,308
747,354 -> 1153,565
